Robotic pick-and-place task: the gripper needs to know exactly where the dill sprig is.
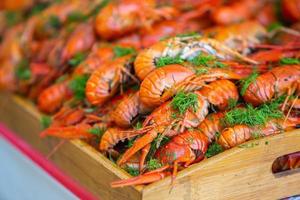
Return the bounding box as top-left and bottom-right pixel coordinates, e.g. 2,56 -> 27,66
189,54 -> 215,67
69,52 -> 87,67
267,22 -> 283,32
68,75 -> 89,101
280,57 -> 300,65
66,11 -> 87,23
227,98 -> 238,110
47,15 -> 61,29
176,32 -> 200,38
5,11 -> 22,27
171,92 -> 198,114
147,134 -> 170,159
15,59 -> 31,80
195,68 -> 208,75
205,142 -> 223,158
125,166 -> 139,177
240,72 -> 258,95
113,46 -> 136,58
146,159 -> 162,171
223,97 -> 284,127
88,127 -> 106,137
155,55 -> 184,67
40,115 -> 52,129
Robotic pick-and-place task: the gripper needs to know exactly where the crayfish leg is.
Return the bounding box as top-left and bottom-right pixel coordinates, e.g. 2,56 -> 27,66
118,130 -> 158,165
140,144 -> 151,172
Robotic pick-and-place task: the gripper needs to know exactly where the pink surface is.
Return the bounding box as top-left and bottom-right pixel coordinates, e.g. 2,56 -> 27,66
0,123 -> 98,200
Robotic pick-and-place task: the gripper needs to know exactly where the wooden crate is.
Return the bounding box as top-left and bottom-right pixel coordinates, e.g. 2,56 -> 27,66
0,93 -> 300,200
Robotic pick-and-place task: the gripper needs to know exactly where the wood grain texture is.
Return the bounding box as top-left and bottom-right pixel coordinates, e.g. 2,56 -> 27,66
0,93 -> 299,200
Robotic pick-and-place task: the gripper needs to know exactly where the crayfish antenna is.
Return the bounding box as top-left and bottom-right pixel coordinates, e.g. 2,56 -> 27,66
46,140 -> 66,159
117,130 -> 158,165
111,171 -> 170,188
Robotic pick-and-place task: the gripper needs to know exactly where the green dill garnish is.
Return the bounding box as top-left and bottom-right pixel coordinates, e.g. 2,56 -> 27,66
15,60 -> 31,80
280,57 -> 300,65
47,15 -> 61,29
176,32 -> 200,38
215,131 -> 221,139
240,72 -> 258,95
223,97 -> 284,127
134,121 -> 143,130
214,61 -> 227,68
29,3 -> 50,16
189,54 -> 215,67
69,52 -> 87,67
5,11 -> 22,27
125,166 -> 139,176
227,98 -> 238,110
68,75 -> 89,101
155,55 -> 184,67
66,11 -> 87,23
195,68 -> 208,75
147,134 -> 170,159
126,138 -> 135,148
113,46 -> 136,58
55,75 -> 68,83
40,115 -> 52,129
171,92 -> 198,114
205,142 -> 223,158
265,141 -> 269,145
88,0 -> 110,17
267,22 -> 283,32
146,159 -> 162,171
88,127 -> 105,137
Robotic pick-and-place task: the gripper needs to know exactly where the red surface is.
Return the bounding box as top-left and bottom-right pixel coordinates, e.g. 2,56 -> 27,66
0,123 -> 98,200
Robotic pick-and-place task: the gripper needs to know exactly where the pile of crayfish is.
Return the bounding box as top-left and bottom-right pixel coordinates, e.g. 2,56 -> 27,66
1,0 -> 300,188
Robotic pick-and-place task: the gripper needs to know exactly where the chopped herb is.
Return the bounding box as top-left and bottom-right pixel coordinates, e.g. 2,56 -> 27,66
67,11 -> 87,23
147,134 -> 170,159
189,54 -> 215,67
176,32 -> 200,38
88,127 -> 105,137
214,61 -> 227,68
265,141 -> 269,145
126,138 -> 135,148
195,68 -> 208,75
68,75 -> 89,101
47,15 -> 61,29
69,52 -> 87,67
29,3 -> 50,16
227,98 -> 238,110
171,92 -> 198,114
280,57 -> 300,65
146,159 -> 162,171
215,131 -> 221,139
55,75 -> 68,83
223,97 -> 284,127
205,142 -> 223,158
5,11 -> 22,27
15,60 -> 31,80
134,121 -> 143,130
40,115 -> 52,129
155,55 -> 184,67
240,72 -> 258,95
267,22 -> 283,32
88,0 -> 110,17
125,166 -> 139,176
113,46 -> 136,58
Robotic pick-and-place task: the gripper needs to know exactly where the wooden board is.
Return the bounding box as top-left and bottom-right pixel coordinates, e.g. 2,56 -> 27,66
0,93 -> 299,200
